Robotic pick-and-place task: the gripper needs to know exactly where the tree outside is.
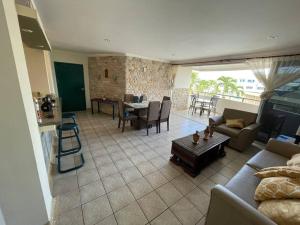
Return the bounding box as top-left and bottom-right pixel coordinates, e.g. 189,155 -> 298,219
189,72 -> 244,97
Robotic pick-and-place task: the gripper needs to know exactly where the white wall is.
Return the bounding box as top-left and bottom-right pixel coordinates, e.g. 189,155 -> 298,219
51,49 -> 91,108
174,66 -> 192,88
0,0 -> 51,224
23,45 -> 51,94
216,98 -> 259,114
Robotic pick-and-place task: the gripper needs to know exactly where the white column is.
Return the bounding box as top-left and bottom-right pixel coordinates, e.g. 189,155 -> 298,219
0,1 -> 52,225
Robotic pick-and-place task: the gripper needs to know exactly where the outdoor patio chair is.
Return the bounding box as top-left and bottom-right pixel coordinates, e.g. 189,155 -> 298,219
201,95 -> 219,116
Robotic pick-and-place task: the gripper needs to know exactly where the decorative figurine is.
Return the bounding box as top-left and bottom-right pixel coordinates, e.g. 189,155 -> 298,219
209,124 -> 215,137
204,126 -> 210,140
193,131 -> 200,144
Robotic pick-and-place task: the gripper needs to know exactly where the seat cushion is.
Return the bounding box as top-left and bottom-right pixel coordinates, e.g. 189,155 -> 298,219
225,165 -> 260,208
247,150 -> 288,171
215,124 -> 240,137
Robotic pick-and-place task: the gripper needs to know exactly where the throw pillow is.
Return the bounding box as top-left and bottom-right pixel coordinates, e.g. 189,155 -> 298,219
287,153 -> 300,167
226,119 -> 244,129
255,177 -> 300,201
258,199 -> 300,225
255,166 -> 300,178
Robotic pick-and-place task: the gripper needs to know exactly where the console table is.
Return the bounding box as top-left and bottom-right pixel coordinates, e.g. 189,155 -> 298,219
91,98 -> 118,120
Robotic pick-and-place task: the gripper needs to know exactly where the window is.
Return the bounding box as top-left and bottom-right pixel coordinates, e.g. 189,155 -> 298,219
239,79 -> 245,82
246,86 -> 253,89
247,79 -> 255,83
257,87 -> 264,90
269,78 -> 300,114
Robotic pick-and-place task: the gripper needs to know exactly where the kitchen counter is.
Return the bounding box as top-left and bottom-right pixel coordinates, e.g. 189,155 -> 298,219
38,99 -> 62,128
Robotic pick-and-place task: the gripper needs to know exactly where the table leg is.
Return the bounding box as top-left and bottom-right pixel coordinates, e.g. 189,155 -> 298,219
91,101 -> 94,114
97,101 -> 100,113
219,143 -> 226,157
112,104 -> 115,120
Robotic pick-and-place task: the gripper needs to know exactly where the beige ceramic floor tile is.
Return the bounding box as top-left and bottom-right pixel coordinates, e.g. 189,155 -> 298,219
82,195 -> 113,225
54,189 -> 81,216
54,207 -> 84,225
150,209 -> 181,225
121,166 -> 143,183
128,177 -> 154,199
77,169 -> 100,187
102,173 -> 126,193
145,171 -> 168,189
95,214 -> 117,225
171,175 -> 197,195
80,180 -> 105,204
186,187 -> 210,214
138,191 -> 168,221
115,201 -> 148,225
156,182 -> 183,207
170,197 -> 203,225
108,186 -> 135,212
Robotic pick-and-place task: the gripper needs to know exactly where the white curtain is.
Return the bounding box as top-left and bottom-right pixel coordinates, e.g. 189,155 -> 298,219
246,56 -> 300,100
246,55 -> 300,122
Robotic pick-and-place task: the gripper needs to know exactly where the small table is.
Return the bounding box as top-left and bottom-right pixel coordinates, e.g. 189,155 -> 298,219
91,98 -> 118,120
170,131 -> 230,177
124,102 -> 148,129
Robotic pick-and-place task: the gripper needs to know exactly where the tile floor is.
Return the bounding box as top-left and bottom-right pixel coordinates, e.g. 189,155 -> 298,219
51,111 -> 261,225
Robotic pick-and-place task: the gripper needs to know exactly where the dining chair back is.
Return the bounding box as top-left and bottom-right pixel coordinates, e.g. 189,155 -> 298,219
147,101 -> 161,121
159,100 -> 172,132
162,96 -> 171,101
133,95 -> 139,103
160,100 -> 172,120
124,94 -> 134,102
118,100 -> 137,132
118,100 -> 125,119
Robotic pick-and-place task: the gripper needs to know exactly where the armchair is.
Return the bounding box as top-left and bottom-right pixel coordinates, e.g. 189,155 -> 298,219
209,108 -> 260,151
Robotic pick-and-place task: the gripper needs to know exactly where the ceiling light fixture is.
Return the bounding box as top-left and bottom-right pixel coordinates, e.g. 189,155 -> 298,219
267,34 -> 279,40
22,28 -> 33,33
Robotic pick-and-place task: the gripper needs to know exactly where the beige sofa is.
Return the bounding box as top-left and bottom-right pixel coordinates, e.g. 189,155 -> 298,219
205,139 -> 300,225
209,108 -> 260,151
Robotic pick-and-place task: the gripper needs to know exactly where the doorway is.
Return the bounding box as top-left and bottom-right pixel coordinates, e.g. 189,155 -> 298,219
54,62 -> 86,112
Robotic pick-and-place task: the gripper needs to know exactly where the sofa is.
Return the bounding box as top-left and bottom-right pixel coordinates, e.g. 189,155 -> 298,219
209,108 -> 260,151
205,139 -> 300,225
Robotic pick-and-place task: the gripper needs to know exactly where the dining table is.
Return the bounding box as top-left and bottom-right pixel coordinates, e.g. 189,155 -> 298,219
124,102 -> 149,129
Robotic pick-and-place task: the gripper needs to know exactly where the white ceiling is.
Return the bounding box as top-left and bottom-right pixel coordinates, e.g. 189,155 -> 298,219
33,0 -> 300,63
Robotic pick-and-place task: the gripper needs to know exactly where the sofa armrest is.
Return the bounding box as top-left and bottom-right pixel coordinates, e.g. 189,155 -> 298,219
266,138 -> 300,158
205,185 -> 276,225
209,115 -> 223,126
240,123 -> 260,134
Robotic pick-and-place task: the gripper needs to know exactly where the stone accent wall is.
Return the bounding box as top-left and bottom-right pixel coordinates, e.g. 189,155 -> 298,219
88,55 -> 184,113
88,56 -> 126,114
89,56 -> 126,99
172,88 -> 189,110
126,57 -> 176,101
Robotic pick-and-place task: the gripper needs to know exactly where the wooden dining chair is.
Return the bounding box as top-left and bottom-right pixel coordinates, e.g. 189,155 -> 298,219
141,101 -> 160,135
118,100 -> 137,132
124,94 -> 134,103
159,100 -> 172,133
162,96 -> 171,101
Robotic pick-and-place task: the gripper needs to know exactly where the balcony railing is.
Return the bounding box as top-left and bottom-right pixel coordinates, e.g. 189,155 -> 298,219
191,92 -> 261,105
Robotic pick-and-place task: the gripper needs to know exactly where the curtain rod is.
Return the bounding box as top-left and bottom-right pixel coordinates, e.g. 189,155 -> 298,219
172,53 -> 300,66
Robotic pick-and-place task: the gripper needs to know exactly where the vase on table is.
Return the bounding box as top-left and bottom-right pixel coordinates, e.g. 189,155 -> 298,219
204,126 -> 210,140
193,131 -> 200,144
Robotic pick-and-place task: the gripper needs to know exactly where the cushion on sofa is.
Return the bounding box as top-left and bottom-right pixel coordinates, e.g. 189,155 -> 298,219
225,165 -> 260,208
246,150 -> 288,171
226,119 -> 245,129
223,108 -> 257,127
258,199 -> 300,225
287,153 -> 300,166
215,124 -> 240,137
255,166 -> 300,178
255,176 -> 300,201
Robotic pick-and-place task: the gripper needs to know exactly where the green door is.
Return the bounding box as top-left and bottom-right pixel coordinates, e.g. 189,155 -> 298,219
54,62 -> 86,112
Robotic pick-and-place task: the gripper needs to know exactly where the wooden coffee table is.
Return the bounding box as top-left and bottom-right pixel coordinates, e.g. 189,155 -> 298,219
170,131 -> 230,177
